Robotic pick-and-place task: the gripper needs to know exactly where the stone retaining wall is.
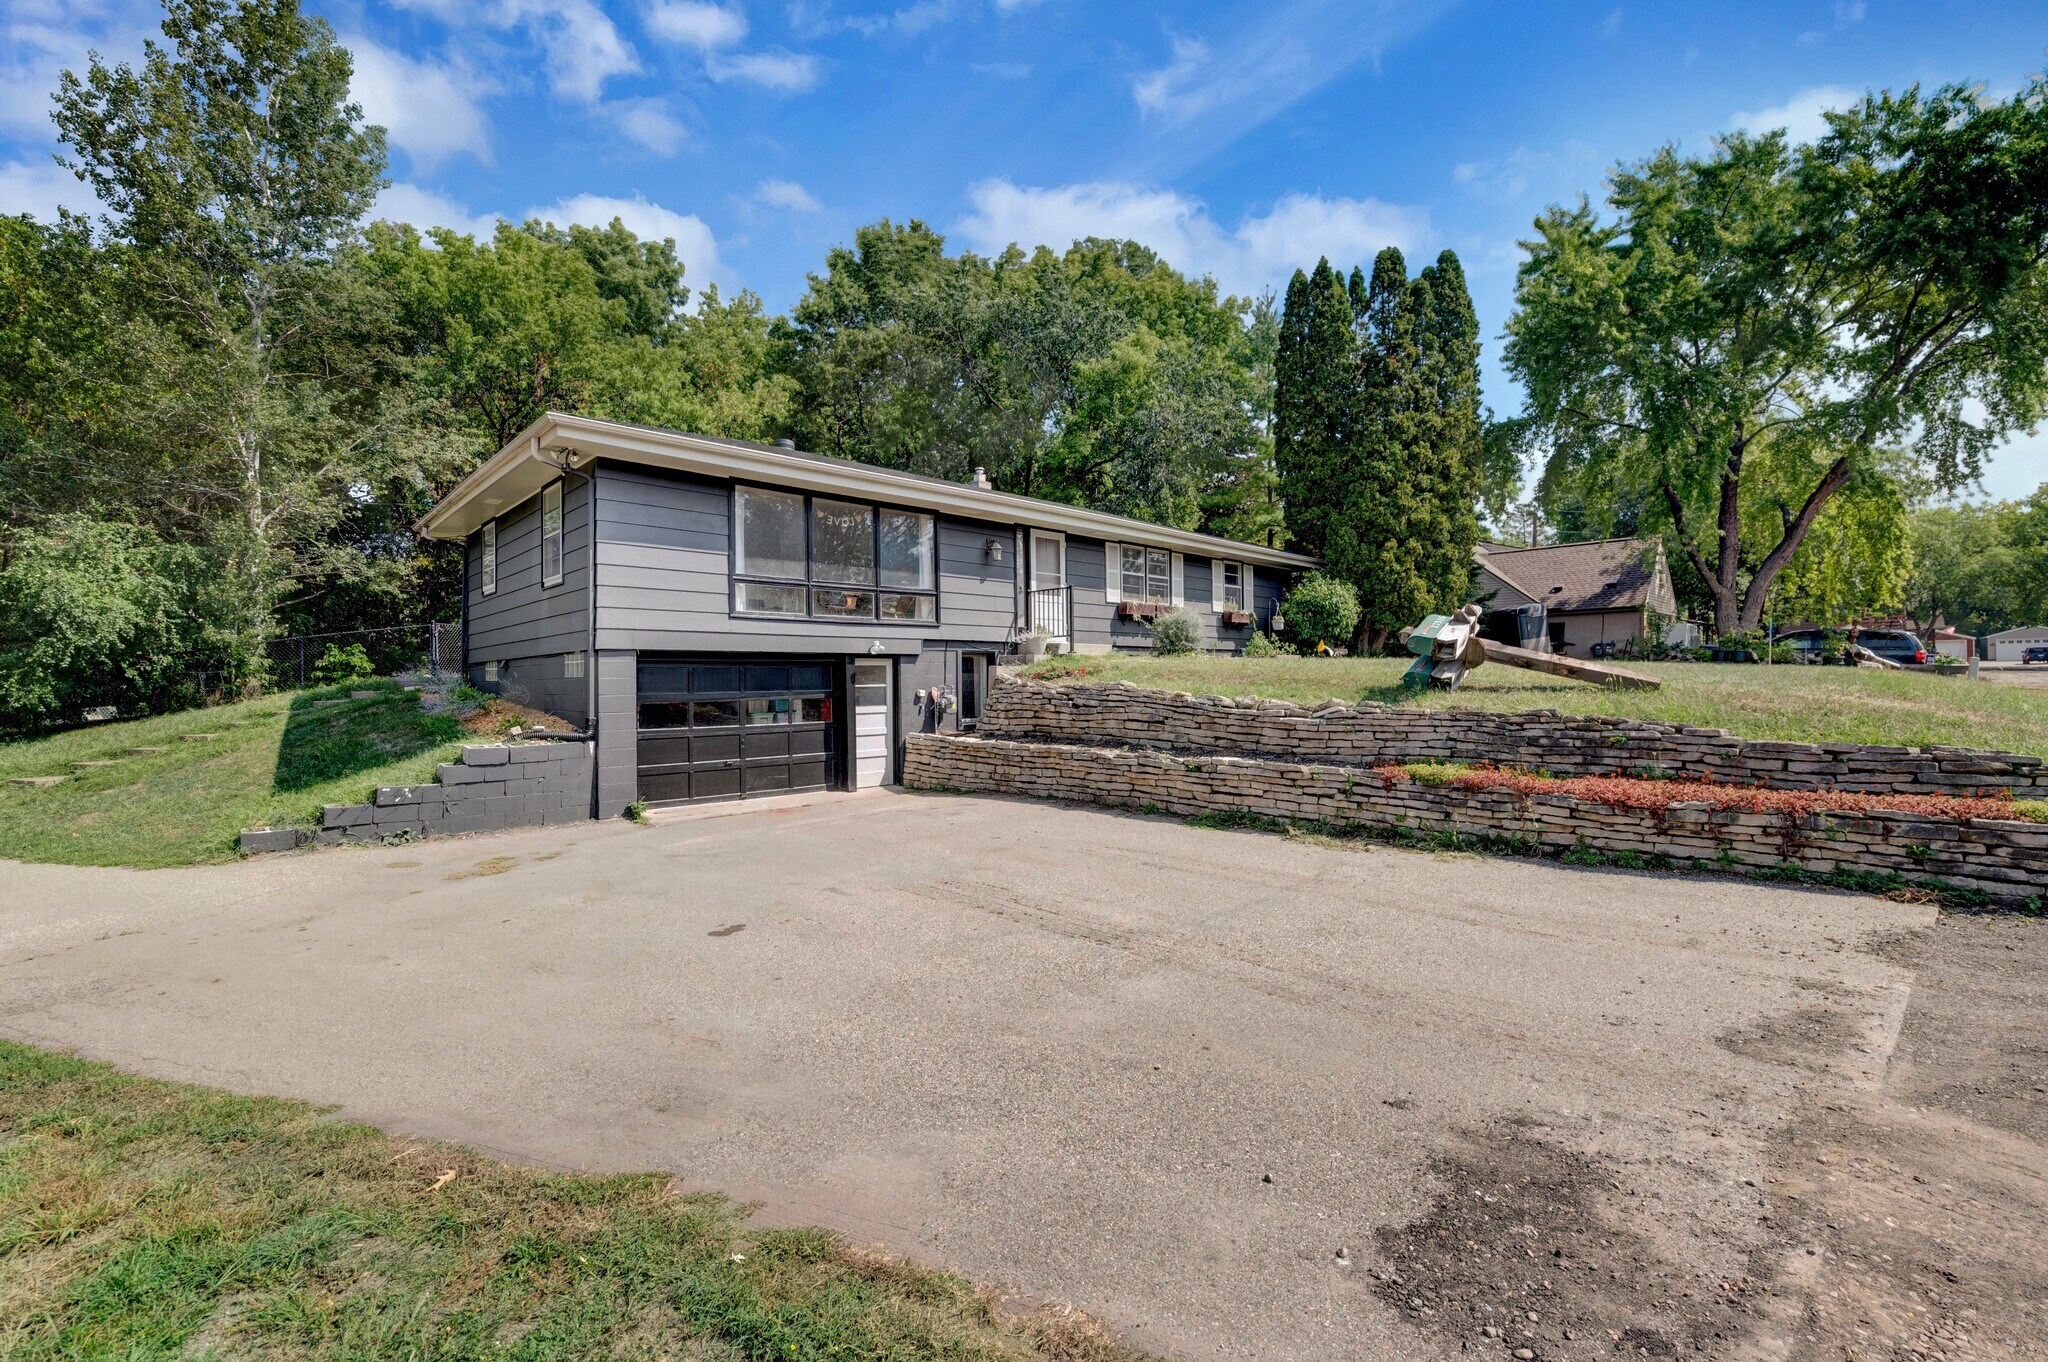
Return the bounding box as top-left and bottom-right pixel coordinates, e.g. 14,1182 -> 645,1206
307,740 -> 592,846
903,732 -> 2047,905
985,676 -> 2048,797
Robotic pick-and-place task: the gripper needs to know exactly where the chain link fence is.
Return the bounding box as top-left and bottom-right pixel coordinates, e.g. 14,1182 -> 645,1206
264,622 -> 462,689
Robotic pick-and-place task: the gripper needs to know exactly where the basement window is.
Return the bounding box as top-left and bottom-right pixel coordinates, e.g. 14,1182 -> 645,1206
563,651 -> 584,679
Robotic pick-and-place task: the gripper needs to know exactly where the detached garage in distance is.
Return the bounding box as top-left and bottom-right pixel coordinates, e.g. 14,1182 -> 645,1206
418,413 -> 1313,816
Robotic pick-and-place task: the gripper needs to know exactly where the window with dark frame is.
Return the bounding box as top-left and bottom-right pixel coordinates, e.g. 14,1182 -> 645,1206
732,485 -> 937,623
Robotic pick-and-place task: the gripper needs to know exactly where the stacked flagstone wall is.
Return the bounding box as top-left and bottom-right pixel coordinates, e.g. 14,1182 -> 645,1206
902,733 -> 2045,905
982,677 -> 2048,797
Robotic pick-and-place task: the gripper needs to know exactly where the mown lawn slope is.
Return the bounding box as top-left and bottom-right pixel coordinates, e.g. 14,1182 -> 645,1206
0,680 -> 465,868
1020,655 -> 2048,757
0,1041 -> 1135,1361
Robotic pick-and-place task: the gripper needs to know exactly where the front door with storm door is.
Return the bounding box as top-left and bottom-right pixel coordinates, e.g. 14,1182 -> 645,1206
1029,533 -> 1068,643
636,659 -> 837,806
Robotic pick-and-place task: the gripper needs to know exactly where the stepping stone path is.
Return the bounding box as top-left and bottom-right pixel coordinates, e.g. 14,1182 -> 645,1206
180,733 -> 220,742
125,747 -> 164,755
10,776 -> 66,788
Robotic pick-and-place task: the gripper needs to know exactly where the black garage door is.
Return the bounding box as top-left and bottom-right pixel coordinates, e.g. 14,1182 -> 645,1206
637,659 -> 837,806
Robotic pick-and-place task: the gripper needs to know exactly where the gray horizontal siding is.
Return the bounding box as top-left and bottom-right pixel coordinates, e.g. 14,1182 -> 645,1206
591,462 -> 1015,652
467,477 -> 590,662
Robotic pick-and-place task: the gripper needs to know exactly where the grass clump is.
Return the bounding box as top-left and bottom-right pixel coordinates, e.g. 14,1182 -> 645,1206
0,1040 -> 1143,1362
0,680 -> 466,867
1019,654 -> 2048,756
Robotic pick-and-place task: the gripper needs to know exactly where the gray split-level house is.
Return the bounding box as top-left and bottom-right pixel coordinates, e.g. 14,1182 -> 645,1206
419,414 -> 1315,816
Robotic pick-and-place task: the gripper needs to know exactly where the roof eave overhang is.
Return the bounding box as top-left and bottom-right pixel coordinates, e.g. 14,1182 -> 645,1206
419,413 -> 1319,570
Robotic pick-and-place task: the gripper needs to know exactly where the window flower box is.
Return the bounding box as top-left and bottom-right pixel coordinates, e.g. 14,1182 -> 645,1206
1221,609 -> 1254,628
1117,600 -> 1169,621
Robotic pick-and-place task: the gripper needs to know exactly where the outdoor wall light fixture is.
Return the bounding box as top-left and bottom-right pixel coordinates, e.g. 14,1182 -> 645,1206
985,538 -> 1004,562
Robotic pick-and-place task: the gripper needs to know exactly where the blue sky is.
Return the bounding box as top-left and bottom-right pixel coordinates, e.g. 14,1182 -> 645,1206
3,0 -> 2043,495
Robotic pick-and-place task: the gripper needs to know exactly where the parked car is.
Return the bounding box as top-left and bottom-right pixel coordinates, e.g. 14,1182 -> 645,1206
2025,645 -> 2048,664
1776,628 -> 1928,665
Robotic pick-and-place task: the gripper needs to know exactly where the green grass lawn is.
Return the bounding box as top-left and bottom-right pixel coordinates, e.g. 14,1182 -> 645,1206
1018,655 -> 2048,756
0,680 -> 467,868
0,1040 -> 1134,1362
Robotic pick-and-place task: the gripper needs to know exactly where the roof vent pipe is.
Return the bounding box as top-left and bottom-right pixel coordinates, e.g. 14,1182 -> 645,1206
771,437 -> 796,450
970,466 -> 992,490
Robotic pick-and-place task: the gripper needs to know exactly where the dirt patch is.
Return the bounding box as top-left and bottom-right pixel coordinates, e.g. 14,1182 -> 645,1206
1371,1123 -> 1760,1360
447,856 -> 519,880
1745,914 -> 2048,1362
461,699 -> 576,740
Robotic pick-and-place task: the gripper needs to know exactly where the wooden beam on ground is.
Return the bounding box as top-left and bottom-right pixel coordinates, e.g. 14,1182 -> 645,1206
1477,639 -> 1663,690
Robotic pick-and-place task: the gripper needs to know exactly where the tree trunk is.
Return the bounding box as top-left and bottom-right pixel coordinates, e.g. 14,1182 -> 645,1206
1735,457 -> 1852,631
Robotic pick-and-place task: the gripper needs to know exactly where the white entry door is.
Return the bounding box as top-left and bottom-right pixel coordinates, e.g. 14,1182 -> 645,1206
1029,533 -> 1069,641
852,660 -> 892,787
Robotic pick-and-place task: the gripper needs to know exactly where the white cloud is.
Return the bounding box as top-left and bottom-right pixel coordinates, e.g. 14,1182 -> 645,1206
1732,84 -> 1862,145
1132,35 -> 1221,123
1,10 -> 154,142
371,182 -> 503,237
527,192 -> 728,286
345,36 -> 492,168
754,178 -> 822,212
706,49 -> 823,92
611,97 -> 689,154
992,0 -> 1041,10
0,157 -> 102,223
955,178 -> 1430,299
1596,7 -> 1623,39
644,0 -> 746,50
1452,141 -> 1598,202
390,0 -> 639,103
843,0 -> 953,37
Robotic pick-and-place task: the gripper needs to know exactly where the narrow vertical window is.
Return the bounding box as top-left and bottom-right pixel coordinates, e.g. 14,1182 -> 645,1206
481,521 -> 497,596
541,482 -> 564,587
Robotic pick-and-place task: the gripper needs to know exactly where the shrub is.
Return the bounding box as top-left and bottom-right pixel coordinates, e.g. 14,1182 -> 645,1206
310,642 -> 376,684
1150,606 -> 1203,655
1280,573 -> 1361,653
1241,629 -> 1294,658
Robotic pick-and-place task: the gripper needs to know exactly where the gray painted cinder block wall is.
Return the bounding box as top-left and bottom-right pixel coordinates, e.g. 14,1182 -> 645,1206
312,741 -> 595,845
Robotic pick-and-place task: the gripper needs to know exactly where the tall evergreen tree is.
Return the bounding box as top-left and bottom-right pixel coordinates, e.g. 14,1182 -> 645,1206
1272,257 -> 1354,557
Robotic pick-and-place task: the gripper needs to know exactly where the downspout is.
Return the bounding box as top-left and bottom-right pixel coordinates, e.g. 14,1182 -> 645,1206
540,448 -> 601,819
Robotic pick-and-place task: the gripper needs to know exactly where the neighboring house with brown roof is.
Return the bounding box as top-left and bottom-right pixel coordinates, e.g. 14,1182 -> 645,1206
1474,536 -> 1682,655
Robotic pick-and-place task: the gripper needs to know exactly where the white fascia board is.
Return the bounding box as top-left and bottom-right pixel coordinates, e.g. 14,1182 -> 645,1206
422,413 -> 1319,570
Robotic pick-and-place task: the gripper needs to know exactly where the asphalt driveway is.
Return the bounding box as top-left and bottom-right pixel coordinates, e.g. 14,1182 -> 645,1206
4,790 -> 2020,1361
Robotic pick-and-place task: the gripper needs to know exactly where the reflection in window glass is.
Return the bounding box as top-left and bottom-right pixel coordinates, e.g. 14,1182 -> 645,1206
799,696 -> 831,723
879,592 -> 936,622
736,487 -> 806,579
690,667 -> 741,694
692,700 -> 742,726
814,587 -> 876,618
735,580 -> 806,615
811,499 -> 875,584
638,701 -> 690,729
879,511 -> 933,588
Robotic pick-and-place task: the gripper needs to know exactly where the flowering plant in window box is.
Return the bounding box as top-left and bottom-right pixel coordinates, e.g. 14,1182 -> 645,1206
1117,599 -> 1170,621
1221,607 -> 1254,627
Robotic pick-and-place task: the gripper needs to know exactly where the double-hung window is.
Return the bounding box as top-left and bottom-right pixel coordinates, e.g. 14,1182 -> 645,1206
733,486 -> 937,623
1119,544 -> 1171,603
541,482 -> 564,587
1219,560 -> 1243,610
